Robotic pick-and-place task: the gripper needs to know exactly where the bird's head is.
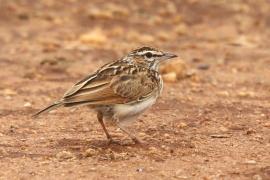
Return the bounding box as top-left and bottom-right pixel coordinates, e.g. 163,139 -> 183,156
126,46 -> 177,70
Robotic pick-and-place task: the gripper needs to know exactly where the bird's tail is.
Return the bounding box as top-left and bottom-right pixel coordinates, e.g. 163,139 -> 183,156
32,101 -> 62,118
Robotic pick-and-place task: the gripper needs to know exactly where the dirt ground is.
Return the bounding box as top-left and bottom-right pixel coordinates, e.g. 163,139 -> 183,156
0,0 -> 270,179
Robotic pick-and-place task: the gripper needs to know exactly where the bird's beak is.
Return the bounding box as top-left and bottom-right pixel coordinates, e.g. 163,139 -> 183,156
165,52 -> 178,59
160,52 -> 178,61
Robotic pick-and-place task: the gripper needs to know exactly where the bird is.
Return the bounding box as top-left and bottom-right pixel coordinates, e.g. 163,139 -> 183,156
33,46 -> 177,144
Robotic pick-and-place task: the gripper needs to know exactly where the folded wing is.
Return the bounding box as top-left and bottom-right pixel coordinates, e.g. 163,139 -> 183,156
61,68 -> 158,107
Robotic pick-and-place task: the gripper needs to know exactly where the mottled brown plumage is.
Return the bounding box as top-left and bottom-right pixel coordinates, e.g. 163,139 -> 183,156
33,47 -> 177,144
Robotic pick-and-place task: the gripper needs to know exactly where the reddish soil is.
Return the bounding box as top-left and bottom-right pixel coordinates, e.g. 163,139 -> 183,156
0,0 -> 269,179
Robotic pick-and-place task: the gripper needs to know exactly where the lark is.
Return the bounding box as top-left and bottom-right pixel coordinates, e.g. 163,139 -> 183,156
33,47 -> 177,144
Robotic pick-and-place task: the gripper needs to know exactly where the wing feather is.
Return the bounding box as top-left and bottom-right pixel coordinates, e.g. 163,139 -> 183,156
61,65 -> 158,106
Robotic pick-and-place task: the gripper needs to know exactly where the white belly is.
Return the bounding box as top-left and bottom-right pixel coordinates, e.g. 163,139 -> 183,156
114,96 -> 157,120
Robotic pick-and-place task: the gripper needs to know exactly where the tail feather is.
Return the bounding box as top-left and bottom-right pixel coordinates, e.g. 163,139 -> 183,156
32,101 -> 62,118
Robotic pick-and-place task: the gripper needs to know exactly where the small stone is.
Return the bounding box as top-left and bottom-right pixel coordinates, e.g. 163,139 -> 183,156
217,91 -> 230,97
139,132 -> 146,136
83,148 -> 97,157
9,125 -> 17,133
237,91 -> 255,97
5,96 -> 12,100
192,58 -> 202,63
230,35 -> 257,48
56,151 -> 75,161
220,126 -> 229,132
164,133 -> 170,138
103,149 -> 117,160
17,12 -> 29,20
159,171 -> 167,177
88,7 -> 113,19
229,125 -> 246,131
110,27 -> 124,36
157,31 -> 171,41
79,28 -> 107,45
253,174 -> 262,180
197,64 -> 210,70
41,41 -> 61,52
88,167 -> 96,171
161,145 -> 167,149
217,56 -> 226,65
160,60 -> 187,80
148,146 -> 158,155
264,122 -> 270,127
186,69 -> 197,78
1,89 -> 17,96
175,169 -> 183,177
245,160 -> 257,164
0,148 -> 8,156
177,122 -> 188,128
149,146 -> 157,151
23,102 -> 32,107
136,168 -> 144,172
230,68 -> 237,74
162,72 -> 177,83
246,128 -> 256,135
174,24 -> 188,35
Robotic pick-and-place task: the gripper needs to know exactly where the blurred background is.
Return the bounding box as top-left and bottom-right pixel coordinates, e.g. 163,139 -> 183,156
0,0 -> 269,179
0,0 -> 269,80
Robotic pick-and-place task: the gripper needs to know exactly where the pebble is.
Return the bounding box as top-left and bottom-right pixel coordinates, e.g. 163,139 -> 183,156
136,168 -> 144,172
83,148 -> 97,158
88,167 -> 96,172
219,126 -> 229,132
174,24 -> 188,35
264,122 -> 270,127
0,148 -> 8,156
216,91 -> 230,97
246,128 -> 256,135
164,133 -> 170,138
148,146 -> 159,155
23,102 -> 32,107
253,174 -> 262,180
197,64 -> 210,70
5,96 -> 12,100
178,122 -> 188,128
160,60 -> 187,80
56,151 -> 75,161
79,28 -> 107,45
175,169 -> 184,177
157,31 -> 171,41
162,72 -> 177,83
1,89 -> 17,96
237,91 -> 255,97
245,160 -> 257,164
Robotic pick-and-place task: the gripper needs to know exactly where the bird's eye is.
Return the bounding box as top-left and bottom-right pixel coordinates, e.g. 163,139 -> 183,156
145,52 -> 152,58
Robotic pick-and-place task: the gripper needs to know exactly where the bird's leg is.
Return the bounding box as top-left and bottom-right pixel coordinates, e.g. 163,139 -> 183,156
113,116 -> 142,144
97,112 -> 112,143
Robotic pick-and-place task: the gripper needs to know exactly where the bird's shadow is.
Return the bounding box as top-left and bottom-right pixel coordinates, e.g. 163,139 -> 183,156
55,137 -> 145,152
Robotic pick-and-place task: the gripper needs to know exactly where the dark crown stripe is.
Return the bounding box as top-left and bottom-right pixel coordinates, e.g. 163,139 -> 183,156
132,46 -> 156,53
